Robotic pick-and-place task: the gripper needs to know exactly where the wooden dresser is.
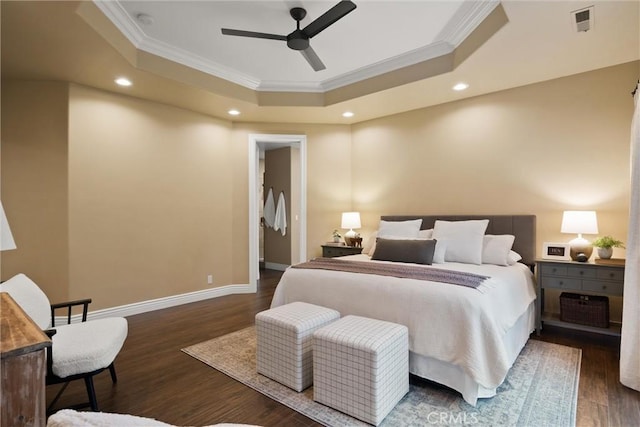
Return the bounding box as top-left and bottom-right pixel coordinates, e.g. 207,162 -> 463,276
1,292 -> 51,427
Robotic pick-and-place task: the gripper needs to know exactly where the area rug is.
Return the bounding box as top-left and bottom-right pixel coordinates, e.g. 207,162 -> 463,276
182,327 -> 580,426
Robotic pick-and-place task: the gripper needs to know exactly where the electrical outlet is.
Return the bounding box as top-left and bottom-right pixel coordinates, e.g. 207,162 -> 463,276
207,274 -> 213,285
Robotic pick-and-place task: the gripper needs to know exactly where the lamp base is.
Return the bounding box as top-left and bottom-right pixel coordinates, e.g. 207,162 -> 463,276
344,229 -> 357,247
568,236 -> 593,262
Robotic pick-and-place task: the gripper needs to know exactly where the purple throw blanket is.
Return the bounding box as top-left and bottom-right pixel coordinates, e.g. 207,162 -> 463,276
291,258 -> 488,289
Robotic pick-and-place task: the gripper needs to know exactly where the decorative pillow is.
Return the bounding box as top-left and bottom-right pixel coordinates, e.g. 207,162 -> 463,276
371,238 -> 436,265
432,219 -> 489,264
482,234 -> 516,266
508,250 -> 523,265
377,219 -> 422,239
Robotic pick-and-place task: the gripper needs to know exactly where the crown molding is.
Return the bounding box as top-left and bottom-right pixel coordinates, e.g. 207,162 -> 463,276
93,0 -> 498,94
93,0 -> 261,90
437,0 -> 501,46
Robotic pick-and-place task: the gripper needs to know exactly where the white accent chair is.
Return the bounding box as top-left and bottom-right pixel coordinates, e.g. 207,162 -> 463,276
0,273 -> 128,412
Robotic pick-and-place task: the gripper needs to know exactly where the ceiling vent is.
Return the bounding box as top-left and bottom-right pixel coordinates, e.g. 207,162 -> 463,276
571,6 -> 594,32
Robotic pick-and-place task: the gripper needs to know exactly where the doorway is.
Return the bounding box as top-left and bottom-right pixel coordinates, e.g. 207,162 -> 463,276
248,134 -> 307,291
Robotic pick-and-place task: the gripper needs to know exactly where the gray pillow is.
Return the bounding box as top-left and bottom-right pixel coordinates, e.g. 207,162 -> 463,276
371,238 -> 436,265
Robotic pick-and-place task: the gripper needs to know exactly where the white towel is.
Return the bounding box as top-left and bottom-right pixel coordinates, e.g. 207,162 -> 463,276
274,191 -> 287,236
263,187 -> 275,229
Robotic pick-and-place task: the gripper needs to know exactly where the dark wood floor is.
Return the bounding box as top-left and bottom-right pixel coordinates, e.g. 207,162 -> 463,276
48,269 -> 639,426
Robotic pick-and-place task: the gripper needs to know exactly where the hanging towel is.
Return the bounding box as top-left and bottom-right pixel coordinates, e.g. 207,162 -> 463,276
274,191 -> 287,236
263,187 -> 275,229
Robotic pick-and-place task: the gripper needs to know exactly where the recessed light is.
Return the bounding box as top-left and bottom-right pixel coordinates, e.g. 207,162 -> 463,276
228,109 -> 240,116
452,82 -> 469,91
342,111 -> 354,118
115,77 -> 132,87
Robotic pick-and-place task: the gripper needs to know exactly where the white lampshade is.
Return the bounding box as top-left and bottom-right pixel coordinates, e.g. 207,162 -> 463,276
561,210 -> 598,261
561,210 -> 599,235
1,201 -> 17,251
341,212 -> 361,230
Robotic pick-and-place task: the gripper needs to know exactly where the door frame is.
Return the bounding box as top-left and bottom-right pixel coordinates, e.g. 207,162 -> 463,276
248,133 -> 307,291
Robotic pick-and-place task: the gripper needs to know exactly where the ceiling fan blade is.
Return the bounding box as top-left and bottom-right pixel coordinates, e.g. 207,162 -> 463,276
302,0 -> 357,39
221,28 -> 287,41
300,46 -> 326,71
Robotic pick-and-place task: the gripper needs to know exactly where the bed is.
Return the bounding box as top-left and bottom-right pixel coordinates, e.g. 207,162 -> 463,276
270,215 -> 537,405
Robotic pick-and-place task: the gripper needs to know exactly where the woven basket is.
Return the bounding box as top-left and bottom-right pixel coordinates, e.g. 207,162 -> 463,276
559,292 -> 609,328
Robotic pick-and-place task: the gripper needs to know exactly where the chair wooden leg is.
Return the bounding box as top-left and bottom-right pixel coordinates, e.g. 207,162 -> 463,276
84,376 -> 99,412
108,363 -> 118,383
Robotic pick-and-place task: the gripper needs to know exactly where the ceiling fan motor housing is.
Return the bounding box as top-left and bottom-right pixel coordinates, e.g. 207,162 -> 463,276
287,30 -> 310,50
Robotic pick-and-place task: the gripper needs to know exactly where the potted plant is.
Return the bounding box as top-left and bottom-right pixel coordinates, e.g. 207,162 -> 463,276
591,236 -> 625,259
332,229 -> 341,243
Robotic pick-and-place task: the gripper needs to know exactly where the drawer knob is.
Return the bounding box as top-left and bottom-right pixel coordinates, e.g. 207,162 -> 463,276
559,281 -> 564,286
602,285 -> 608,290
609,273 -> 615,278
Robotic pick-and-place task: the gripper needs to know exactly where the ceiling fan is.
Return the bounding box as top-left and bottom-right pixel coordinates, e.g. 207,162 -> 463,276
221,1 -> 357,72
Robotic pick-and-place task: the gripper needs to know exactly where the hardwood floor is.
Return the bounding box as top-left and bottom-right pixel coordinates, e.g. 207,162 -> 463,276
47,269 -> 639,426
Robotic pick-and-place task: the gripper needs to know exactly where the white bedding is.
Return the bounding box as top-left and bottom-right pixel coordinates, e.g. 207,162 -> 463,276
270,254 -> 537,403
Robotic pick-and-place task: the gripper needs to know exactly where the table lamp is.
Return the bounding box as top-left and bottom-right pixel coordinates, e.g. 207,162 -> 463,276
561,210 -> 598,261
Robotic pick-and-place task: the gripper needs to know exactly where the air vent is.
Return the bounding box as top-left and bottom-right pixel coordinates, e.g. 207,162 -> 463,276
571,6 -> 594,32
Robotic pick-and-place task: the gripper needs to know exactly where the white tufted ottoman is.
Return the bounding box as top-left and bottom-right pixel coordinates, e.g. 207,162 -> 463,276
255,302 -> 340,392
313,315 -> 409,426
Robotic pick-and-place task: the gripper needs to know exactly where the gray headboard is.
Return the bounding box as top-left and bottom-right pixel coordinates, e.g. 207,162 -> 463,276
380,215 -> 536,266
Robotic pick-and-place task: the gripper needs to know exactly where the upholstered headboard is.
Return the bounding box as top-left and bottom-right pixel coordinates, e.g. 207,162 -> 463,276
380,215 -> 536,266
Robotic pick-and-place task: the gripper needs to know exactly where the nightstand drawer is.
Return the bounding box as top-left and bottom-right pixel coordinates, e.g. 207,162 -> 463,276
596,269 -> 624,282
321,245 -> 363,258
323,247 -> 342,257
541,277 -> 582,290
567,266 -> 597,279
540,265 -> 568,276
582,280 -> 623,295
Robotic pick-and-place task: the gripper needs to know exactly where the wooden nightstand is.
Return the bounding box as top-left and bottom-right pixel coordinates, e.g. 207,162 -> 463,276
321,244 -> 363,258
535,258 -> 624,336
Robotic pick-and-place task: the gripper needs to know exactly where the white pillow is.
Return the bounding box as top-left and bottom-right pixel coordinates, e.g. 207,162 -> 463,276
377,219 -> 422,238
432,219 -> 489,264
418,229 -> 433,239
508,250 -> 522,265
431,238 -> 447,264
482,234 -> 515,266
364,231 -> 378,256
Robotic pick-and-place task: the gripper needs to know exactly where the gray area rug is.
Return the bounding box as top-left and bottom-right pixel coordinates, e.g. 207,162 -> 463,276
182,327 -> 580,426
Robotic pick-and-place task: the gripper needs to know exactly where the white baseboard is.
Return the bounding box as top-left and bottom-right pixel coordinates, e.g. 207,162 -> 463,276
264,262 -> 290,271
55,283 -> 254,324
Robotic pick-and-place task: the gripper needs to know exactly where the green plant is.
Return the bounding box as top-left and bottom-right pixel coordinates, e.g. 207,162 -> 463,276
592,235 -> 625,249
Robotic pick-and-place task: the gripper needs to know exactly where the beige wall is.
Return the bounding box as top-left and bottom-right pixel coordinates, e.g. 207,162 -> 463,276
1,81 -> 70,304
1,61 -> 636,314
352,61 -> 636,258
67,84 -> 233,308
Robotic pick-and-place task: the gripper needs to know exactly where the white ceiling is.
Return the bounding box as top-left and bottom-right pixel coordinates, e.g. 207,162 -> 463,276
97,0 -> 496,92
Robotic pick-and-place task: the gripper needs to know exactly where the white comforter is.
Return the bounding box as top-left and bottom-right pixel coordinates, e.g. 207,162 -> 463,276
271,254 -> 537,390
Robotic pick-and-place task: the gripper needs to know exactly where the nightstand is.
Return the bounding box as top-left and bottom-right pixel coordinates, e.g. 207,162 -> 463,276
321,244 -> 363,258
535,258 -> 624,336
